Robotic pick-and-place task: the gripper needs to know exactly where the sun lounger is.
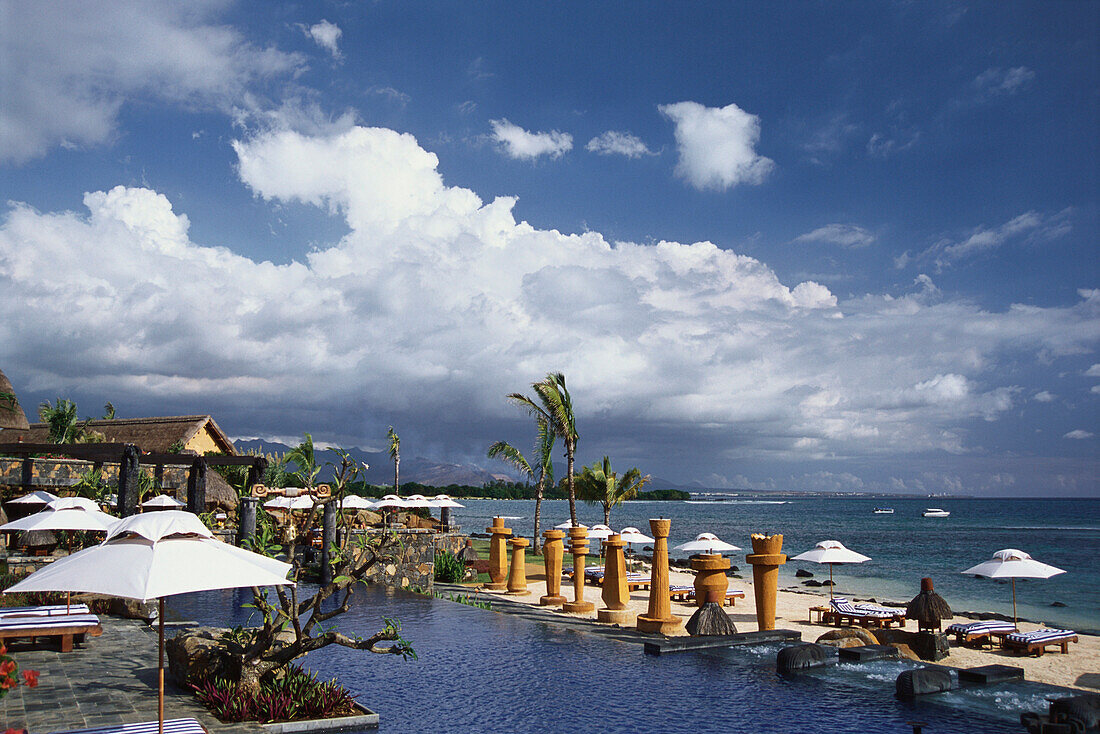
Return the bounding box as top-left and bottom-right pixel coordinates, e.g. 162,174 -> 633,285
0,603 -> 91,617
0,612 -> 102,652
945,620 -> 1016,648
48,718 -> 208,734
687,588 -> 746,607
1003,628 -> 1078,656
823,597 -> 906,628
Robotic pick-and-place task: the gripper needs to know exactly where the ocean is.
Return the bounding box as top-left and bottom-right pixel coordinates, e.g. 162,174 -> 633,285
448,495 -> 1100,633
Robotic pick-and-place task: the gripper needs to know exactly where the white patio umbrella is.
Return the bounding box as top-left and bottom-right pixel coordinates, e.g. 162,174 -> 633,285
5,511 -> 293,734
587,524 -> 614,540
264,495 -> 315,511
340,495 -> 375,510
961,548 -> 1066,629
428,494 -> 464,508
5,490 -> 59,506
673,532 -> 742,556
401,494 -> 434,508
792,540 -> 871,599
555,520 -> 587,530
1,497 -> 117,532
374,494 -> 408,509
141,494 -> 186,510
619,526 -> 654,546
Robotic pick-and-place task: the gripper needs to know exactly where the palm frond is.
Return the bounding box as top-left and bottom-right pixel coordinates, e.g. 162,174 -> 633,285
487,441 -> 534,479
386,426 -> 400,461
535,417 -> 556,486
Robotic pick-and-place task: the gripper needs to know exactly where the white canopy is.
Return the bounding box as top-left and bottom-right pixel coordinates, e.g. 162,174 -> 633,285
401,494 -> 434,508
374,494 -> 407,509
555,520 -> 587,530
340,495 -> 375,510
618,526 -> 654,545
587,523 -> 614,540
264,496 -> 315,511
429,494 -> 464,508
673,532 -> 741,555
792,540 -> 871,565
962,548 -> 1065,579
6,490 -> 59,505
0,498 -> 117,532
142,494 -> 186,509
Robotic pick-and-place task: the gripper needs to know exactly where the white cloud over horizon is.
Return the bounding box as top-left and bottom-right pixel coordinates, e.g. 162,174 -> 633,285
2,124 -> 1097,493
585,131 -> 654,158
305,20 -> 342,59
794,223 -> 876,249
489,119 -> 573,160
658,101 -> 774,190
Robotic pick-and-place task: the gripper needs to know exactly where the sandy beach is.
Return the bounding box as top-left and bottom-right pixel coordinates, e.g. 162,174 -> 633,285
472,564 -> 1100,692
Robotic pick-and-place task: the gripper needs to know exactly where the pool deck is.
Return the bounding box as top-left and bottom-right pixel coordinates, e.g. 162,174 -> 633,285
1,618 -> 260,734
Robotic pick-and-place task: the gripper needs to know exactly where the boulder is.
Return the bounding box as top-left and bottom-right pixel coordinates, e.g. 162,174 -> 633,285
795,569 -> 814,578
896,668 -> 954,698
888,643 -> 921,661
777,644 -> 830,674
817,627 -> 878,647
803,580 -> 822,587
820,579 -> 835,586
166,627 -> 237,686
73,594 -> 157,622
1050,601 -> 1067,608
1049,694 -> 1100,731
872,628 -> 949,661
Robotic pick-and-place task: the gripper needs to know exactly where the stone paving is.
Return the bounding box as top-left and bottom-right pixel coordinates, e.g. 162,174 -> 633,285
1,618 -> 260,734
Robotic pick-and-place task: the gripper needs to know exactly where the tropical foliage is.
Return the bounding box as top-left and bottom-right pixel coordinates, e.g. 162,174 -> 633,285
508,372 -> 579,524
190,664 -> 357,723
488,415 -> 555,553
386,426 -> 400,495
574,456 -> 652,526
433,550 -> 465,583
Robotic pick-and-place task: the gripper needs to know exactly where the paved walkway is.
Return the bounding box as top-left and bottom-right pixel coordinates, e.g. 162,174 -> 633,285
1,618 -> 260,734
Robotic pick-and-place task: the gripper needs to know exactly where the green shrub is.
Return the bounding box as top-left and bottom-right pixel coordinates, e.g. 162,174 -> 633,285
433,550 -> 465,583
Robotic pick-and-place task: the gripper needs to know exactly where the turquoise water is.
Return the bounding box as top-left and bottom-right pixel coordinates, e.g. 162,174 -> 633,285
451,496 -> 1100,632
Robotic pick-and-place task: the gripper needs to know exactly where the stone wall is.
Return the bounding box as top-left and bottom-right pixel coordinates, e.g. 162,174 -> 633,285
0,457 -> 190,497
361,530 -> 466,591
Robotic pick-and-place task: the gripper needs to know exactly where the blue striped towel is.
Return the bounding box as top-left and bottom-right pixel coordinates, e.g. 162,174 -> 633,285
0,613 -> 100,631
48,718 -> 207,734
830,598 -> 895,618
0,604 -> 91,617
946,621 -> 1015,635
1006,628 -> 1075,644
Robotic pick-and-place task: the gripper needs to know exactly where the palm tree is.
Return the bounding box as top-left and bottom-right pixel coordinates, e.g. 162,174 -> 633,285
284,433 -> 322,491
508,372 -> 579,524
488,418 -> 555,553
38,398 -> 89,443
102,402 -> 116,419
575,456 -> 651,526
386,426 -> 401,496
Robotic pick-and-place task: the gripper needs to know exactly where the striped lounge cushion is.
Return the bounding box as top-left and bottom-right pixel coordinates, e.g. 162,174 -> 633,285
0,604 -> 91,617
830,598 -> 894,618
0,613 -> 99,631
855,603 -> 904,616
669,585 -> 694,593
48,718 -> 207,734
946,621 -> 1015,635
1006,628 -> 1075,645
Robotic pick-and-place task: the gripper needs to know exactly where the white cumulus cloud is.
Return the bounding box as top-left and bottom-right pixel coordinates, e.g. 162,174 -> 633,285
658,101 -> 773,190
794,224 -> 876,249
305,20 -> 342,58
1064,430 -> 1094,440
974,66 -> 1035,98
585,131 -> 653,158
489,119 -> 572,160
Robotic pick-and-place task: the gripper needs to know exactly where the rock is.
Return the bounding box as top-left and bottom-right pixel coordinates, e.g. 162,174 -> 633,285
73,594 -> 157,622
817,627 -> 878,647
1050,601 -> 1067,607
795,569 -> 814,578
820,579 -> 835,586
1048,694 -> 1100,731
776,643 -> 831,674
888,643 -> 921,661
896,668 -> 954,698
872,628 -> 950,661
166,627 -> 237,686
803,580 -> 822,587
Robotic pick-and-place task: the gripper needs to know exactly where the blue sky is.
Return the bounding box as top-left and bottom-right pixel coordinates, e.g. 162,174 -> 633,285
1,1 -> 1097,495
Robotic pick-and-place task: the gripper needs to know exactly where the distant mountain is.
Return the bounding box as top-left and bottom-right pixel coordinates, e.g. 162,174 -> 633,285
232,438 -> 515,488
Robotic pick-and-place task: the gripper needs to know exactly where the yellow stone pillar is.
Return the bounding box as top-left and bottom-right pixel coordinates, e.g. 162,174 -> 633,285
597,533 -> 633,624
540,529 -> 567,606
506,536 -> 530,595
562,527 -> 595,613
691,553 -> 730,607
485,516 -> 512,591
746,533 -> 786,630
637,519 -> 684,634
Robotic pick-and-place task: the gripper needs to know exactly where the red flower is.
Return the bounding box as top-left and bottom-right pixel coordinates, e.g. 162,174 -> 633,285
7,728 -> 29,734
0,660 -> 15,676
0,677 -> 15,690
21,670 -> 39,688
0,643 -> 6,656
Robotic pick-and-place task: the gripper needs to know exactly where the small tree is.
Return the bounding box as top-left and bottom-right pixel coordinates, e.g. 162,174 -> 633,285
386,426 -> 401,496
575,456 -> 650,526
509,373 -> 578,524
488,416 -> 555,554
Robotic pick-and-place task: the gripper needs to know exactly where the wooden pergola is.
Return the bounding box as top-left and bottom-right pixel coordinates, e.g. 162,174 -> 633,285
0,443 -> 266,517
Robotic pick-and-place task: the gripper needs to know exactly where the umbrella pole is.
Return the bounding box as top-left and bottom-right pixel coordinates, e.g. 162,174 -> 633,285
829,564 -> 834,600
1011,578 -> 1017,630
158,597 -> 165,734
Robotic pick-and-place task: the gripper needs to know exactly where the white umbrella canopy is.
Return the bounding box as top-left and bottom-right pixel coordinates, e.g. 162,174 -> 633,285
961,548 -> 1066,628
5,510 -> 293,734
6,490 -> 59,506
587,524 -> 614,540
401,494 -> 434,508
792,540 -> 871,599
618,526 -> 654,545
0,500 -> 117,532
142,494 -> 186,509
429,494 -> 464,508
264,496 -> 315,511
673,532 -> 742,555
340,495 -> 375,510
374,494 -> 408,509
555,520 -> 587,530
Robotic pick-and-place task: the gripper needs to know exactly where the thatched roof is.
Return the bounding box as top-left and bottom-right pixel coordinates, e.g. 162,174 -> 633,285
0,415 -> 236,454
0,369 -> 29,430
205,470 -> 238,511
907,578 -> 952,629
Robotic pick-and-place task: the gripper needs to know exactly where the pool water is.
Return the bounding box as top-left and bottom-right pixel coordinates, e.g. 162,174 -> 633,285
168,585 -> 1017,733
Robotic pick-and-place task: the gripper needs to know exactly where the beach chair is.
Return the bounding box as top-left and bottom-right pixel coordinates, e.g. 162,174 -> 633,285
824,597 -> 905,628
1002,628 -> 1078,657
0,603 -> 91,617
945,620 -> 1016,648
0,612 -> 102,652
687,588 -> 746,607
668,585 -> 694,602
624,573 -> 650,591
47,718 -> 208,734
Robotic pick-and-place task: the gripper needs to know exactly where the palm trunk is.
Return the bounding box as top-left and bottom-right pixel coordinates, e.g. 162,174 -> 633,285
393,457 -> 400,496
566,439 -> 576,525
603,503 -> 611,526
532,477 -> 544,555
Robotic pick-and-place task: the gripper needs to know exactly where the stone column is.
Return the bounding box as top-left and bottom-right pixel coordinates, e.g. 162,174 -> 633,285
597,533 -> 633,624
637,518 -> 683,634
540,529 -> 566,606
563,526 -> 594,613
746,533 -> 786,631
238,496 -> 258,547
319,502 -> 337,586
116,444 -> 141,518
691,553 -> 730,606
505,536 -> 530,595
186,457 -> 207,515
485,517 -> 512,590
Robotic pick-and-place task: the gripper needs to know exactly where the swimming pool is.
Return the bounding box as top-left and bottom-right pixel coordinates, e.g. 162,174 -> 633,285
168,585 -> 1017,733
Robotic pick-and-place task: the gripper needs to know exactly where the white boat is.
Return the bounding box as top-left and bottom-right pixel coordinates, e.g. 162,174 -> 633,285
872,507 -> 894,514
922,508 -> 950,518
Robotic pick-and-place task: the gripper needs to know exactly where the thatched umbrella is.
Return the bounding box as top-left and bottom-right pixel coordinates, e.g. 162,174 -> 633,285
685,602 -> 738,636
906,577 -> 952,632
0,368 -> 29,430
